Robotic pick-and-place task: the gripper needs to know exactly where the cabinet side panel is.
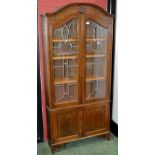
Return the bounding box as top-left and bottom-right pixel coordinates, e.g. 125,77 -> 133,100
46,109 -> 52,143
42,16 -> 52,108
106,20 -> 113,99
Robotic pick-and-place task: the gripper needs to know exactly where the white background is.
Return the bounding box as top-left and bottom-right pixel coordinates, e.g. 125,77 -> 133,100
0,0 -> 155,155
112,43 -> 118,124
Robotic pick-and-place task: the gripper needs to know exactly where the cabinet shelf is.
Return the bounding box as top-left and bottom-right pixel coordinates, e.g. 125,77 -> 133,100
51,38 -> 105,42
86,54 -> 106,58
53,55 -> 77,60
86,38 -> 106,41
52,39 -> 77,42
54,78 -> 78,84
53,54 -> 106,60
86,76 -> 105,81
54,77 -> 105,84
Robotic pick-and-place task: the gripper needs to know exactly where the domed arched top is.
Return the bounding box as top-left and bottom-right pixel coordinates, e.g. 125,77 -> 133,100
44,3 -> 112,18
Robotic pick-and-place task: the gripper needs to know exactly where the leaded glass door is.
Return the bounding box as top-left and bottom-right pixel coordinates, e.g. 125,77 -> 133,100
85,19 -> 108,102
50,18 -> 81,107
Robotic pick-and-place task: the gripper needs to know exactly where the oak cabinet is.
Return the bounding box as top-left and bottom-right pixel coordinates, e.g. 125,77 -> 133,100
42,3 -> 113,152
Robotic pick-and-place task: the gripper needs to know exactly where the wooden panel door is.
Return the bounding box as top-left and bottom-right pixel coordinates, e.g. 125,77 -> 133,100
52,108 -> 82,143
47,12 -> 82,108
83,103 -> 109,136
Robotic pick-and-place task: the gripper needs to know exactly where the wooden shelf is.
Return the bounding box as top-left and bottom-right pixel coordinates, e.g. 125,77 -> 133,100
52,39 -> 77,42
86,76 -> 105,81
53,54 -> 106,60
53,55 -> 77,60
51,38 -> 105,42
54,78 -> 78,84
54,76 -> 105,84
86,38 -> 106,41
86,54 -> 106,58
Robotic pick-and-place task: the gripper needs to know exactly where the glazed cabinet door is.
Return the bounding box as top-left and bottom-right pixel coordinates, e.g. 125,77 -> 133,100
48,15 -> 82,108
83,17 -> 113,104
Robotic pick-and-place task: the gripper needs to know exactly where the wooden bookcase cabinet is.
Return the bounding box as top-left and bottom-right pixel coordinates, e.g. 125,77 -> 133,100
42,3 -> 113,153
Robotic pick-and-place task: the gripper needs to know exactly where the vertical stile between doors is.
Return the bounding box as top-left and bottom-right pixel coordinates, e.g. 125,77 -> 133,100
80,14 -> 86,105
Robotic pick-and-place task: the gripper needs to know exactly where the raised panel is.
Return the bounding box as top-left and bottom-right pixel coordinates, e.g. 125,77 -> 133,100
83,104 -> 108,136
57,111 -> 78,138
52,108 -> 82,143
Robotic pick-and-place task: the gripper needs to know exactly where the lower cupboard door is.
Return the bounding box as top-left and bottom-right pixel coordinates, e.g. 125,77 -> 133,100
52,108 -> 82,143
83,104 -> 109,137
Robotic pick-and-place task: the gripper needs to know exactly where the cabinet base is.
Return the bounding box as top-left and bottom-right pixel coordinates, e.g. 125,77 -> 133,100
49,132 -> 110,153
49,144 -> 65,154
102,132 -> 110,140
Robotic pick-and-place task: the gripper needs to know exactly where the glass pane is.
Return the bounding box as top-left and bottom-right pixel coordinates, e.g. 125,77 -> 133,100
52,19 -> 78,104
54,59 -> 78,79
53,19 -> 78,57
86,80 -> 106,100
85,19 -> 108,100
55,83 -> 78,103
